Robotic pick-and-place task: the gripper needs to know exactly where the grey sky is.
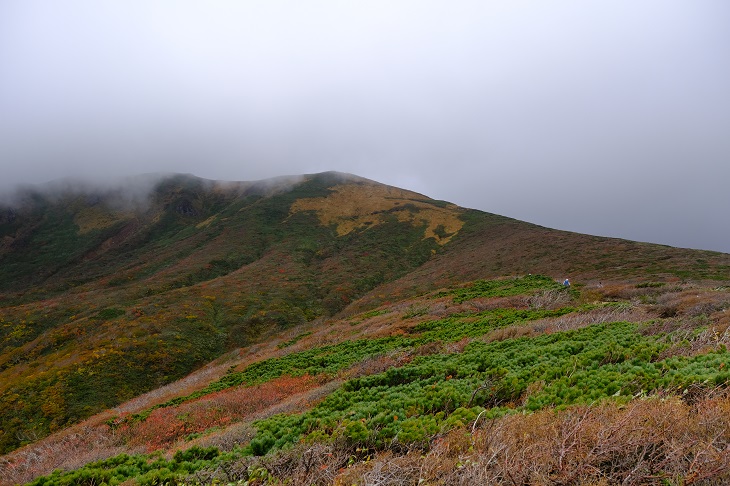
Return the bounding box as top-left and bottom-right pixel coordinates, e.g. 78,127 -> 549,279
1,1 -> 729,253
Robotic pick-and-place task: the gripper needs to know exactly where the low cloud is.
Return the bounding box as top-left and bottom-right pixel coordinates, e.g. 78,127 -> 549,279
1,1 -> 728,252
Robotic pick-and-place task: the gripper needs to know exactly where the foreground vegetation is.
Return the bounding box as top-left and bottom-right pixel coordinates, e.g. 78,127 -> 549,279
7,274 -> 730,485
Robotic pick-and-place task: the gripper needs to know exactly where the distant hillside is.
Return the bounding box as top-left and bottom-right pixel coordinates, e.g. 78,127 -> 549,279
1,171 -> 729,458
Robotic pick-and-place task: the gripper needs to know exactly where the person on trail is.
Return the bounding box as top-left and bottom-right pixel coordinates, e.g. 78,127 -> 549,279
563,278 -> 570,288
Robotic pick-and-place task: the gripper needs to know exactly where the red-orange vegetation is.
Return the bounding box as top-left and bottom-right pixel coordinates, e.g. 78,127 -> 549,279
119,374 -> 319,451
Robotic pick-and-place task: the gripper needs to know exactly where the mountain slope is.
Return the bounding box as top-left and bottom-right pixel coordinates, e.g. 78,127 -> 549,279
1,171 -> 729,460
0,172 -> 469,454
349,211 -> 730,313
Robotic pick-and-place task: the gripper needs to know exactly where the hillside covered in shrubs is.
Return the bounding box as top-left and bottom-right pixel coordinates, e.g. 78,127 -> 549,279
2,173 -> 730,484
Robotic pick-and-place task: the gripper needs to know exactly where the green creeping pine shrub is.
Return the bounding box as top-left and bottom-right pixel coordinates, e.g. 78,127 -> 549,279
246,321 -> 730,455
412,307 -> 573,341
436,274 -> 564,303
27,447 -> 225,486
442,406 -> 481,429
172,445 -> 220,462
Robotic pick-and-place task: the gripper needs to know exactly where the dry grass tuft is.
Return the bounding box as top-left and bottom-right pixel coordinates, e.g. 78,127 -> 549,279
355,394 -> 730,485
484,304 -> 647,344
655,324 -> 730,360
525,289 -> 574,310
340,352 -> 412,380
0,424 -> 133,486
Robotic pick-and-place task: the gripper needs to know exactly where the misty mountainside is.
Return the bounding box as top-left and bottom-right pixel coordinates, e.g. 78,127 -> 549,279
0,171 -> 462,452
2,172 -> 730,484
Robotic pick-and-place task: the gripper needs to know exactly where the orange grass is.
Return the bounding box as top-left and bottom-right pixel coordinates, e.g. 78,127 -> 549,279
118,374 -> 320,452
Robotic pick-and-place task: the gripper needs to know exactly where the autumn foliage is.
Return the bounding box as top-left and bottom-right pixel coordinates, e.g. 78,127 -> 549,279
117,374 -> 319,452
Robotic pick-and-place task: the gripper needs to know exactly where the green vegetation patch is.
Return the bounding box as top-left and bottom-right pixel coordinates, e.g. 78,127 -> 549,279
247,321 -> 730,455
27,446 -> 223,486
437,274 -> 566,303
412,307 -> 573,341
96,308 -> 126,320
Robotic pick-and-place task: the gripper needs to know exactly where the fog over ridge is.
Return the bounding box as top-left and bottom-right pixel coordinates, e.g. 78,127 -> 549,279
1,1 -> 729,252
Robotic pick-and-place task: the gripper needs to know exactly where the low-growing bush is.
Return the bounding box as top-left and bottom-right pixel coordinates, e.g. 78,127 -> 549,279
436,274 -> 564,303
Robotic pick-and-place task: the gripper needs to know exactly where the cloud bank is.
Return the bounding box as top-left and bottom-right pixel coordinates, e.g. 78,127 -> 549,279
1,1 -> 729,252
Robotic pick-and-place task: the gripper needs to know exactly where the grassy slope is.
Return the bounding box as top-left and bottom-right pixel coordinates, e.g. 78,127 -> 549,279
1,172 -> 730,483
0,172 -> 460,454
